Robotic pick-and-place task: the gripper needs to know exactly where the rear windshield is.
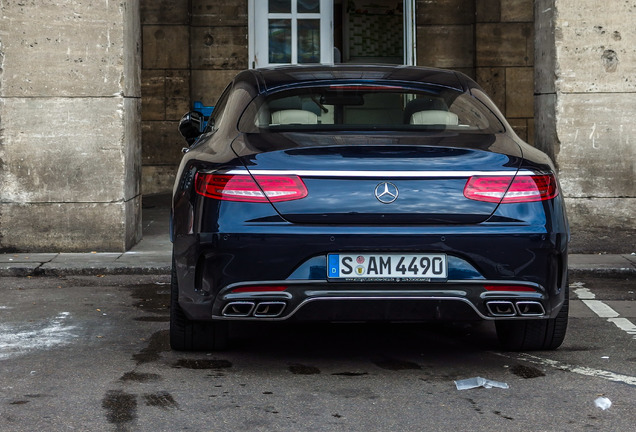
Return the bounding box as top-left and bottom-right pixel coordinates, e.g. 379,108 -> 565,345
238,85 -> 505,134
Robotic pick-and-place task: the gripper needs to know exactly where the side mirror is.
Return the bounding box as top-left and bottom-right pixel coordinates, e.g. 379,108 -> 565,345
179,111 -> 205,145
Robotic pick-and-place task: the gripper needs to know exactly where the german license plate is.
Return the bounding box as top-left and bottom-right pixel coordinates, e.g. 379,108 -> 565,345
327,253 -> 447,281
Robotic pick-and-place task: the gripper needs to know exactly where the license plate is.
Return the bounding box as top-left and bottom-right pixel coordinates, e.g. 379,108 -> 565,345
328,253 -> 447,281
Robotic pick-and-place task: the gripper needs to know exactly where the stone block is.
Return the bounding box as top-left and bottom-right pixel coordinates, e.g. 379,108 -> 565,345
141,69 -> 167,121
0,1 -> 131,97
123,0 -> 141,98
0,96 -> 140,203
416,25 -> 475,69
123,97 -> 143,202
165,70 -> 192,120
534,0 -> 556,95
190,26 -> 249,70
141,0 -> 189,25
534,93 -> 558,162
190,70 -> 242,106
142,121 -> 184,165
142,25 -> 190,70
476,67 -> 506,112
505,67 -> 534,118
566,198 -> 636,231
416,0 -> 475,26
0,199 -> 141,252
501,0 -> 533,22
476,23 -> 533,67
142,165 -> 178,196
191,0 -> 248,27
555,93 -> 636,198
476,0 -> 501,23
554,0 -> 636,93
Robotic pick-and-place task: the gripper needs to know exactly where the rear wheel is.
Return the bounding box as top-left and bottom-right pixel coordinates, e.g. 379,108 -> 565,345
170,256 -> 228,351
495,286 -> 569,351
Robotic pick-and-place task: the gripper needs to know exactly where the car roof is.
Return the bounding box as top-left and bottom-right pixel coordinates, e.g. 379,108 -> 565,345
238,64 -> 467,94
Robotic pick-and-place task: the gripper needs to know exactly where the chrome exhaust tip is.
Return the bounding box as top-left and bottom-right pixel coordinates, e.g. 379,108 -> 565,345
486,301 -> 517,317
253,302 -> 286,318
515,301 -> 546,317
222,301 -> 255,317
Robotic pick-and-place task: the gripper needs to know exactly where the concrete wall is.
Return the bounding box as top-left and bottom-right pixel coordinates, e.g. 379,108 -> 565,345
536,0 -> 636,231
140,0 -> 248,195
0,0 -> 142,252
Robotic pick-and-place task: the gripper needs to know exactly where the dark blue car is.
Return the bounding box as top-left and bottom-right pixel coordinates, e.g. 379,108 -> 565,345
172,65 -> 569,351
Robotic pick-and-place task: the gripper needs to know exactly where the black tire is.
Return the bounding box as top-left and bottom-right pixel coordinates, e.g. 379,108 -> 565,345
170,257 -> 228,351
496,285 -> 569,351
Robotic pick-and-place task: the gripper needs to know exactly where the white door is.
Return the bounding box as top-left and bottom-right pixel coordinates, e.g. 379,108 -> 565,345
250,0 -> 334,68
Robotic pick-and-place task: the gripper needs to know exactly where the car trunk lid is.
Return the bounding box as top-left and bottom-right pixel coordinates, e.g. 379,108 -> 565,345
233,132 -> 523,225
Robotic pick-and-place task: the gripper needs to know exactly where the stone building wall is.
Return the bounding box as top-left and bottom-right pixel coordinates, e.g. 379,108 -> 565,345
140,0 -> 248,195
537,0 -> 636,234
0,0 -> 142,252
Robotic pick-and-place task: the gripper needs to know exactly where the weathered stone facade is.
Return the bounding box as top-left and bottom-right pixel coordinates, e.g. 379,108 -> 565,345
140,0 -> 248,195
1,0 -> 633,252
0,0 -> 142,252
536,0 -> 636,235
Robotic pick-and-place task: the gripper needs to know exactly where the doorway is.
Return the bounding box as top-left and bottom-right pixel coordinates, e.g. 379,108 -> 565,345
249,0 -> 415,68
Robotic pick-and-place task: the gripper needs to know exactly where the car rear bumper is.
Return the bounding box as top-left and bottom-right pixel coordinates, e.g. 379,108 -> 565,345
173,224 -> 568,323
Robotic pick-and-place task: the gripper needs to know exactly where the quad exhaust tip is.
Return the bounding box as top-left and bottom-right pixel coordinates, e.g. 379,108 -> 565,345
253,302 -> 286,317
222,301 -> 255,317
515,301 -> 546,316
486,300 -> 546,317
486,301 -> 517,317
222,301 -> 286,318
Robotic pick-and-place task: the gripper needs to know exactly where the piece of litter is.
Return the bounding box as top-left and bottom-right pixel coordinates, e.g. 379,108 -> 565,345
594,396 -> 611,410
454,377 -> 509,390
601,356 -> 609,359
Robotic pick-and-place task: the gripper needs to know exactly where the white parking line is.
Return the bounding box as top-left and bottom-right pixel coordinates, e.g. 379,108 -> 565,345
495,352 -> 636,386
573,282 -> 636,339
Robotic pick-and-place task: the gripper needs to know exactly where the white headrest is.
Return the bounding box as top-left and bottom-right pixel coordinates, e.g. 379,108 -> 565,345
271,109 -> 318,125
410,110 -> 459,126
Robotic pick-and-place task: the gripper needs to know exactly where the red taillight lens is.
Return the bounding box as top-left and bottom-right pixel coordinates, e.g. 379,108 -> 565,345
194,173 -> 308,202
231,285 -> 288,293
463,174 -> 558,203
484,285 -> 537,292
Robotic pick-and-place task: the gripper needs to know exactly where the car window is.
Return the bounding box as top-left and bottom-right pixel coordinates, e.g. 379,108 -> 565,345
206,83 -> 232,133
238,85 -> 505,134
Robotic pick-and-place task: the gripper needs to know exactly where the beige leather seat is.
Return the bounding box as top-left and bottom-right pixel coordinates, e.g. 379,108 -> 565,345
271,109 -> 318,125
410,110 -> 459,126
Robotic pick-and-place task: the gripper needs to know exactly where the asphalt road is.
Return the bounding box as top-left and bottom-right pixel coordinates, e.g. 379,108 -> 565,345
1,274 -> 634,432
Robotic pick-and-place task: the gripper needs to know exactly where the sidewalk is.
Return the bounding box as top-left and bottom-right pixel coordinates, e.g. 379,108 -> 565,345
1,195 -> 635,277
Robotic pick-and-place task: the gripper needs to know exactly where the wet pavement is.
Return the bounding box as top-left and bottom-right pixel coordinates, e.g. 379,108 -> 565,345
0,273 -> 634,431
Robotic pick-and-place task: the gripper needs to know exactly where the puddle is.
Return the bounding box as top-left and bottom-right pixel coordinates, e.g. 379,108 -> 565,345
332,372 -> 368,377
102,390 -> 137,426
510,364 -> 546,379
131,284 -> 170,315
120,371 -> 161,383
133,330 -> 170,365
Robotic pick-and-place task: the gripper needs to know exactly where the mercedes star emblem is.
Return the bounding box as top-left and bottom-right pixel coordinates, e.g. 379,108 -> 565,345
374,182 -> 399,204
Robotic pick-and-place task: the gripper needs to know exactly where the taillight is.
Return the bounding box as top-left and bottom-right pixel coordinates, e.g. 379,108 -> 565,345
194,173 -> 307,202
463,174 -> 558,203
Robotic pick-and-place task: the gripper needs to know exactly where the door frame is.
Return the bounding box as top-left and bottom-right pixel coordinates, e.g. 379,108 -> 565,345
248,0 -> 416,68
